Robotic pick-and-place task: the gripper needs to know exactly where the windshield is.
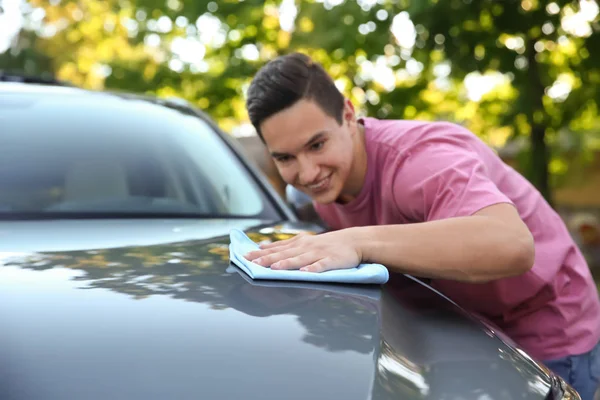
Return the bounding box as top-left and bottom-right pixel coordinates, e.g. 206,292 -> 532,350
0,91 -> 280,220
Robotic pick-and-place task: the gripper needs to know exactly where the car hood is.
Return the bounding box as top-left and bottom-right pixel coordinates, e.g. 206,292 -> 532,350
0,219 -> 555,400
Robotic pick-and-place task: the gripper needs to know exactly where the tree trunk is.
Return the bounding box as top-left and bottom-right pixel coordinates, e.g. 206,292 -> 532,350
526,38 -> 553,206
530,124 -> 552,205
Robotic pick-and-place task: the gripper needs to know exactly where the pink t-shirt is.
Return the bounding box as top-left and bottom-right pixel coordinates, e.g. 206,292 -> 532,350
314,117 -> 600,360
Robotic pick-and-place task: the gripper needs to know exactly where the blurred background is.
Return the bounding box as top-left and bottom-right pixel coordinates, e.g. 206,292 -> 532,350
1,0 -> 599,276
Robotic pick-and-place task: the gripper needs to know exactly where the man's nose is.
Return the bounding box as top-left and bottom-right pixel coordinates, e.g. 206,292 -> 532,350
297,156 -> 320,185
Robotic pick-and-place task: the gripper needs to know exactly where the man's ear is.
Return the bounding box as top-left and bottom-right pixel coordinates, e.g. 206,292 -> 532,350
343,98 -> 357,125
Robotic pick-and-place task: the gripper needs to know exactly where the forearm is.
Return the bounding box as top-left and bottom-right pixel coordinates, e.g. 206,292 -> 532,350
353,215 -> 535,283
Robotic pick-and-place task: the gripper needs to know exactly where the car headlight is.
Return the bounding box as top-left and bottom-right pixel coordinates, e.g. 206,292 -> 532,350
546,375 -> 581,400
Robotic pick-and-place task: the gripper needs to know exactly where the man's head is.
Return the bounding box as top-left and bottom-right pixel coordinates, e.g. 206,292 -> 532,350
246,52 -> 365,204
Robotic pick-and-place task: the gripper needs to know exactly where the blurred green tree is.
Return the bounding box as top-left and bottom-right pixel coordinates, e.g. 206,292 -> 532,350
1,0 -> 598,204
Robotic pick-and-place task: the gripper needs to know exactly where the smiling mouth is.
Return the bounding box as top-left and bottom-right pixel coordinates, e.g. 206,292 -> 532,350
305,174 -> 332,192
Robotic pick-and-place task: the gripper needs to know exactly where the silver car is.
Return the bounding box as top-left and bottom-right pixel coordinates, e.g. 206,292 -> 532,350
0,76 -> 579,399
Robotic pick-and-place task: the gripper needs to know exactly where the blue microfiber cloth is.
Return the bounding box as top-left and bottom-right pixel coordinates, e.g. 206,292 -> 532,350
228,229 -> 389,284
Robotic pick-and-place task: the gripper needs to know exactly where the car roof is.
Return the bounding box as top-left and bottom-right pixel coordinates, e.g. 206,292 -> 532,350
0,76 -> 196,114
0,81 -> 84,95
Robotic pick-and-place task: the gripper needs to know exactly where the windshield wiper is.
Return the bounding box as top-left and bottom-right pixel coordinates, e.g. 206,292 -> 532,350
0,211 -> 267,220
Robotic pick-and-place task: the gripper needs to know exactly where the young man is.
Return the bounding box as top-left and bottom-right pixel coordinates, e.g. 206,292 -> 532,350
244,52 -> 600,399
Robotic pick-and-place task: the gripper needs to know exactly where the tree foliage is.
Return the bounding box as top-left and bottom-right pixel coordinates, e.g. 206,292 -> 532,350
1,0 -> 599,203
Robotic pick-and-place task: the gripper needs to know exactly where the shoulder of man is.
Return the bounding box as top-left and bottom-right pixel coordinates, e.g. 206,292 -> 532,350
363,117 -> 483,177
365,117 -> 504,221
363,117 -> 478,149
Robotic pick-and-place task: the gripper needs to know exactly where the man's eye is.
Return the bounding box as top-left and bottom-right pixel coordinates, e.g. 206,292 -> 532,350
311,141 -> 325,151
276,156 -> 291,163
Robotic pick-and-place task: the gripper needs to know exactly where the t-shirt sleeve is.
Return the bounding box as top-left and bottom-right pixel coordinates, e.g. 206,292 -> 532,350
391,141 -> 514,222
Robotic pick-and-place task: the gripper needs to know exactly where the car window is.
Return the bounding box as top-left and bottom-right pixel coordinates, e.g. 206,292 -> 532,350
0,92 -> 280,220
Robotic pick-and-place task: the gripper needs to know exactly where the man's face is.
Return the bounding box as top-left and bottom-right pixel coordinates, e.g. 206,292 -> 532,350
260,99 -> 358,204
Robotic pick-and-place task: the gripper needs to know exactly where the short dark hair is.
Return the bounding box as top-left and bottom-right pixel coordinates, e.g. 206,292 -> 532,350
246,52 -> 345,139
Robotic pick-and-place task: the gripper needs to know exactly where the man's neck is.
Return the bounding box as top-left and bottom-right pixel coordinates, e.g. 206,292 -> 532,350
336,122 -> 368,204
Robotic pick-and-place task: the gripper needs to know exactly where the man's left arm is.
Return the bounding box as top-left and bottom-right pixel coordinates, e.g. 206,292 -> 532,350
351,203 -> 535,283
349,138 -> 535,282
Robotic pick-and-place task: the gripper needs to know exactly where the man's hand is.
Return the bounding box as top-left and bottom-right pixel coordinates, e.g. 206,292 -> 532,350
244,229 -> 362,273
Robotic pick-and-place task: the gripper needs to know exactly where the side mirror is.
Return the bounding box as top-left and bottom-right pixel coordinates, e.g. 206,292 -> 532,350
285,185 -> 321,223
